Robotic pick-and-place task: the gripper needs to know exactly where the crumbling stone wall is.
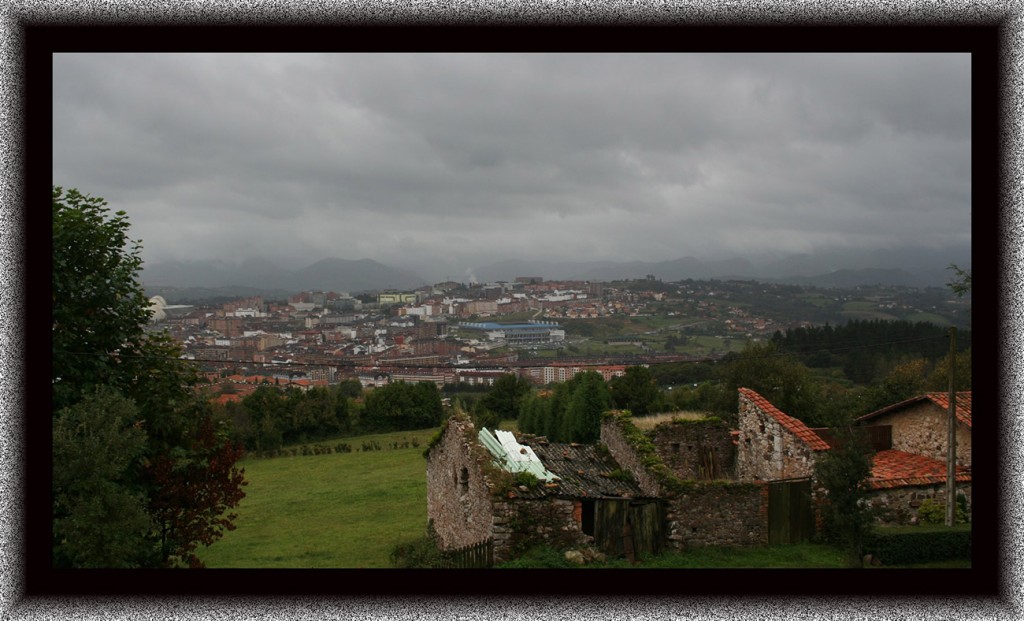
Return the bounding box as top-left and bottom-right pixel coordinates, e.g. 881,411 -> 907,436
736,392 -> 820,482
869,402 -> 972,468
864,483 -> 972,526
649,419 -> 737,481
491,497 -> 585,563
663,482 -> 768,549
602,414 -> 769,551
425,416 -> 495,551
600,418 -> 663,496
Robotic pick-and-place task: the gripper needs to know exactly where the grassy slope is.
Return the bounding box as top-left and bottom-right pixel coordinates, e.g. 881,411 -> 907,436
198,429 -> 437,568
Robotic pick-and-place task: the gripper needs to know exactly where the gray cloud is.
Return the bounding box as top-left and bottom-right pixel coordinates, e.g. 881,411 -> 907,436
52,52 -> 971,280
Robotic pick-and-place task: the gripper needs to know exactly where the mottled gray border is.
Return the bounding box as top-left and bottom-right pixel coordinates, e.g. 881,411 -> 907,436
2,1 -> 1021,620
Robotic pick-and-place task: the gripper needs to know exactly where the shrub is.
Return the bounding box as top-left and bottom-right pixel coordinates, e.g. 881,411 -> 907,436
918,497 -> 969,525
863,525 -> 971,565
389,536 -> 445,568
512,471 -> 541,490
390,521 -> 448,568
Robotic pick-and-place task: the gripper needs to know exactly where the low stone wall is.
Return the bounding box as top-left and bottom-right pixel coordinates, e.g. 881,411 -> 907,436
491,497 -> 585,563
865,483 -> 972,526
663,482 -> 768,549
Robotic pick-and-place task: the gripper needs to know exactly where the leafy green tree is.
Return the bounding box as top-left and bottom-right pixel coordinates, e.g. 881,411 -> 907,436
53,389 -> 155,568
361,381 -> 444,432
947,263 -> 972,297
925,347 -> 972,392
863,358 -> 929,413
517,392 -> 543,434
544,380 -> 574,441
814,425 -> 874,567
609,366 -> 663,417
52,186 -> 246,567
471,401 -> 501,432
717,341 -> 825,426
52,187 -> 155,412
335,378 -> 364,400
242,385 -> 287,451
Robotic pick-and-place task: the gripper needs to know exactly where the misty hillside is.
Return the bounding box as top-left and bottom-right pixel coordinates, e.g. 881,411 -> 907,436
141,257 -> 426,295
472,247 -> 968,288
141,246 -> 969,296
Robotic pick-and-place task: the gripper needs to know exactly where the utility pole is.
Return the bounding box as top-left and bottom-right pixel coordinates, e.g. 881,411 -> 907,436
946,326 -> 957,527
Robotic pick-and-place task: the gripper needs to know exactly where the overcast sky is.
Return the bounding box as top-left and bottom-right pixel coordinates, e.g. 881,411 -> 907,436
52,53 -> 971,282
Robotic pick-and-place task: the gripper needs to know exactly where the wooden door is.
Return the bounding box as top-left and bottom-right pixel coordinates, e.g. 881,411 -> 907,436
768,478 -> 814,545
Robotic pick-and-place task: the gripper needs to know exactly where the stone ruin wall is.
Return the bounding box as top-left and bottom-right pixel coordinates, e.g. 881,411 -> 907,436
864,483 -> 973,526
735,393 -> 819,482
491,497 -> 585,564
663,483 -> 768,550
648,420 -> 737,481
599,419 -> 663,496
425,416 -> 495,551
601,415 -> 769,551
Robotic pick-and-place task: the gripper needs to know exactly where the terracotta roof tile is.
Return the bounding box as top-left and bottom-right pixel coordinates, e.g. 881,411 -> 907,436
866,449 -> 971,490
924,392 -> 972,428
739,387 -> 830,451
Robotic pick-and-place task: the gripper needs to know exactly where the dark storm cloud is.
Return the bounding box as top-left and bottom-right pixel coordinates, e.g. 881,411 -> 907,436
52,52 -> 970,278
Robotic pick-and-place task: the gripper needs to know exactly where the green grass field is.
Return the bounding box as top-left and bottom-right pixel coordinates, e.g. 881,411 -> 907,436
197,429 -> 438,568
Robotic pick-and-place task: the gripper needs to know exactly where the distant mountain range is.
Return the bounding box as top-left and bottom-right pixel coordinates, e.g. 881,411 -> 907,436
141,247 -> 969,301
141,257 -> 427,298
471,247 -> 969,289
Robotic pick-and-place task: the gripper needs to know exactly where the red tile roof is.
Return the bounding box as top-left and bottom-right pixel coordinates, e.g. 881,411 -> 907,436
214,393 -> 243,405
924,392 -> 972,428
857,391 -> 972,428
867,449 -> 971,490
739,387 -> 830,451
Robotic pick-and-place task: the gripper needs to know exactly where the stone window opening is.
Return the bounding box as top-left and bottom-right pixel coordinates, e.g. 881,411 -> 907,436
671,442 -> 681,453
459,466 -> 470,495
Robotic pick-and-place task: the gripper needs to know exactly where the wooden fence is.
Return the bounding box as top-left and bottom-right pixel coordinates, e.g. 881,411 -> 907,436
439,538 -> 494,568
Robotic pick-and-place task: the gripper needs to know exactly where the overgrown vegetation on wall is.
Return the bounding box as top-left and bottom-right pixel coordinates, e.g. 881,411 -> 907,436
603,411 -> 757,496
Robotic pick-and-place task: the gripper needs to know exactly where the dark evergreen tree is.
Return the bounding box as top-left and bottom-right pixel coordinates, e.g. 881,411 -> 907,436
565,371 -> 612,443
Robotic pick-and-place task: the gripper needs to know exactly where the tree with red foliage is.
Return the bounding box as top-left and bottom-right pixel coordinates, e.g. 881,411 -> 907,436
147,410 -> 248,568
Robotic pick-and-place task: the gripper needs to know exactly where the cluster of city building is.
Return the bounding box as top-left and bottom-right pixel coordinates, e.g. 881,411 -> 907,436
148,278 -> 682,396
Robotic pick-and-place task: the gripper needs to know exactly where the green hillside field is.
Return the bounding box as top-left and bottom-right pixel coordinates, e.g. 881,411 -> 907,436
197,429 -> 438,568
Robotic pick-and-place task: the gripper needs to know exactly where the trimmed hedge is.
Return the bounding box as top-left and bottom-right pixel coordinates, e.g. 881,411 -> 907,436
863,526 -> 971,565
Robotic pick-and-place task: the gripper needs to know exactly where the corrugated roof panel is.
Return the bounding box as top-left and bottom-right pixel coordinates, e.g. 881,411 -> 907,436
528,442 -> 648,499
478,428 -> 560,482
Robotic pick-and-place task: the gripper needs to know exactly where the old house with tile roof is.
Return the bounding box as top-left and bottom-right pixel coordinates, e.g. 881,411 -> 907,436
856,392 -> 972,469
852,392 -> 972,524
735,387 -> 972,526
